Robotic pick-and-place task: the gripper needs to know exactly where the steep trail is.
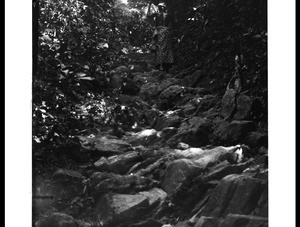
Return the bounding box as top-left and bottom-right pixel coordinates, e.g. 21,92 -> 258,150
34,52 -> 268,227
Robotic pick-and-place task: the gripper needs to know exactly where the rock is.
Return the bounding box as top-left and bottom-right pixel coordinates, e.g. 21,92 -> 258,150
129,64 -> 144,73
157,78 -> 180,94
201,159 -> 254,183
194,216 -> 219,227
145,109 -> 162,128
96,193 -> 149,225
161,159 -> 204,196
193,145 -> 245,168
36,212 -> 78,227
168,117 -> 212,147
109,66 -> 130,89
154,114 -> 183,131
200,174 -> 268,217
158,85 -> 186,110
89,172 -> 156,198
94,151 -> 140,174
219,214 -> 268,227
133,73 -> 152,87
213,120 -> 256,144
128,129 -> 159,147
182,104 -> 197,115
252,181 -> 268,217
122,78 -> 140,95
52,169 -> 84,182
196,95 -> 221,113
139,82 -> 161,100
78,135 -> 132,156
113,65 -> 130,74
130,218 -> 163,227
138,188 -> 167,206
220,89 -> 237,118
160,127 -> 178,140
233,94 -> 254,120
221,91 -> 261,120
245,132 -> 268,148
182,70 -> 205,87
174,220 -> 189,227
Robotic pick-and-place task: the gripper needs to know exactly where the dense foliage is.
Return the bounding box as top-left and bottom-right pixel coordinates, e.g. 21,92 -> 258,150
33,0 -> 152,151
33,0 -> 267,153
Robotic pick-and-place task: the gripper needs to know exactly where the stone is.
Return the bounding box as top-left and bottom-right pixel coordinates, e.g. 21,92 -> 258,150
182,70 -> 205,87
157,78 -> 180,94
128,129 -> 159,147
182,104 -> 197,115
219,214 -> 268,227
94,151 -> 140,174
196,95 -> 221,112
139,82 -> 161,100
213,120 -> 256,144
79,135 -> 132,156
161,159 -> 204,196
36,213 -> 78,227
233,94 -> 254,120
130,218 -> 163,227
201,174 -> 268,217
245,132 -> 268,148
202,159 -> 254,183
160,127 -> 178,140
89,172 -> 155,198
194,216 -> 219,227
52,169 -> 84,182
96,193 -> 149,225
145,109 -> 161,128
158,85 -> 186,110
122,78 -> 140,95
168,117 -> 212,147
138,188 -> 167,206
133,73 -> 152,87
174,220 -> 189,227
154,114 -> 183,131
220,89 -> 237,119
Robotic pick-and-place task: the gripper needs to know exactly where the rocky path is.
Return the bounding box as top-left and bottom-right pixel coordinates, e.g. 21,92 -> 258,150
34,53 -> 268,227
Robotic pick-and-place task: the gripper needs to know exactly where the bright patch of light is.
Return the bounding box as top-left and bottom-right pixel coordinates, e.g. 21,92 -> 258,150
120,0 -> 128,4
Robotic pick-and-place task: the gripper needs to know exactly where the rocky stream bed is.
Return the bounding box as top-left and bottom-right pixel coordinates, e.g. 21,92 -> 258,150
33,55 -> 268,227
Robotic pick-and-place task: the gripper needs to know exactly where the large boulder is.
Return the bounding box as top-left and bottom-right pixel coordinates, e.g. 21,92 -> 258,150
234,94 -> 261,120
193,214 -> 268,227
96,189 -> 166,226
196,95 -> 221,113
36,213 -> 78,227
213,120 -> 256,144
200,174 -> 268,217
245,132 -> 268,149
52,169 -> 84,183
128,129 -> 159,147
109,66 -> 130,89
219,214 -> 268,227
139,82 -> 161,101
182,70 -> 205,87
94,151 -> 140,174
220,89 -> 237,119
157,85 -> 186,110
96,193 -> 149,225
161,159 -> 204,196
89,172 -> 156,198
78,135 -> 132,156
167,117 -> 213,147
221,89 -> 261,120
194,216 -> 219,227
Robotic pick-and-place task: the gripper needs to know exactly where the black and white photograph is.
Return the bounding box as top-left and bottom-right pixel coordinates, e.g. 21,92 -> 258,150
5,0 -> 295,227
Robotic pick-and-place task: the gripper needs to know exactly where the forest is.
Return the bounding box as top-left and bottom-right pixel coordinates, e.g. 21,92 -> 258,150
32,0 -> 269,226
